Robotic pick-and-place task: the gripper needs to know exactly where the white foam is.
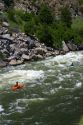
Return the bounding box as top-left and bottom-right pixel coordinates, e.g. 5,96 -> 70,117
0,105 -> 4,112
75,82 -> 82,88
43,51 -> 83,67
0,70 -> 44,84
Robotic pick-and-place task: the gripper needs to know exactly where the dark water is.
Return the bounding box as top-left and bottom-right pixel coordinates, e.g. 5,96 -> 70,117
0,51 -> 83,125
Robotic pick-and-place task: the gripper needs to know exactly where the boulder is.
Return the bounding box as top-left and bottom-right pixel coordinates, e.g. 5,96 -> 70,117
46,47 -> 54,51
9,59 -> 23,66
0,60 -> 7,67
22,54 -> 31,61
0,27 -> 8,35
46,52 -> 52,57
2,22 -> 9,27
7,55 -> 17,61
19,42 -> 28,48
60,50 -> 66,55
67,42 -> 78,51
2,34 -> 14,41
78,45 -> 83,50
54,50 -> 60,55
1,49 -> 9,56
62,41 -> 69,52
26,37 -> 36,49
31,54 -> 44,61
20,48 -> 28,53
35,48 -> 47,55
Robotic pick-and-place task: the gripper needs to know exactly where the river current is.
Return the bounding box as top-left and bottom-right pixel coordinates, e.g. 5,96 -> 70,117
0,51 -> 83,125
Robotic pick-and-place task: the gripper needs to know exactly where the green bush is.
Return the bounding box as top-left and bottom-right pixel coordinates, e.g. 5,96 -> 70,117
7,8 -> 15,21
38,4 -> 54,24
36,25 -> 53,47
60,6 -> 72,27
24,20 -> 36,35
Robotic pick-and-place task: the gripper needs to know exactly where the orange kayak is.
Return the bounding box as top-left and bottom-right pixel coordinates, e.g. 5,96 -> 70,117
11,84 -> 24,91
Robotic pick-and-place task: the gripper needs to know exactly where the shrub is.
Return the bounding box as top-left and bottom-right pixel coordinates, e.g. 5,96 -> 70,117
36,25 -> 53,47
24,20 -> 36,35
7,8 -> 15,21
60,6 -> 72,27
38,4 -> 54,24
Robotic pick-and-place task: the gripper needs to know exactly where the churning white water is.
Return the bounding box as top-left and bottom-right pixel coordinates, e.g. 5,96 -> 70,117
0,51 -> 83,89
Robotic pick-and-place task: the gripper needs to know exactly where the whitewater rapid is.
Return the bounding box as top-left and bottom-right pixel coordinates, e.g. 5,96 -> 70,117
0,51 -> 83,90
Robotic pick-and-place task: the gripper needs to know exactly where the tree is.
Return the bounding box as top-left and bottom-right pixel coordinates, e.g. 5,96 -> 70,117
38,4 -> 54,24
2,0 -> 14,7
60,6 -> 72,27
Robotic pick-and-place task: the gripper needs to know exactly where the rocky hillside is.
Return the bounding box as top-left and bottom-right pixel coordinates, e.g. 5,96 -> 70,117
14,0 -> 82,16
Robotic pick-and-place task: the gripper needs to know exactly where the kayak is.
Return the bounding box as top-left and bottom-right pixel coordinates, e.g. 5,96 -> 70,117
11,84 -> 24,91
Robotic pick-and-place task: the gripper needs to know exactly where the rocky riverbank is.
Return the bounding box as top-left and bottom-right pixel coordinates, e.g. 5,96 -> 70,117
0,22 -> 83,67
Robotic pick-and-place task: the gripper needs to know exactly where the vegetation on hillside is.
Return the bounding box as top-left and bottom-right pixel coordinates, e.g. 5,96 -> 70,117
0,1 -> 83,48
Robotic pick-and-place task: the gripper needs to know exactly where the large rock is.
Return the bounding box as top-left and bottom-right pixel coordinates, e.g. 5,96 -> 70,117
35,48 -> 47,55
22,54 -> 31,61
26,37 -> 36,49
78,45 -> 83,50
9,59 -> 24,66
20,48 -> 28,53
2,34 -> 14,41
46,47 -> 54,51
1,49 -> 9,57
19,42 -> 28,48
2,22 -> 9,27
67,42 -> 78,51
46,52 -> 53,57
62,41 -> 69,52
31,54 -> 44,61
7,55 -> 17,61
0,60 -> 7,67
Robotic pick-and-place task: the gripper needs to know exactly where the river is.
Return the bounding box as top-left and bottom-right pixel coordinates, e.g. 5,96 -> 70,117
0,51 -> 83,125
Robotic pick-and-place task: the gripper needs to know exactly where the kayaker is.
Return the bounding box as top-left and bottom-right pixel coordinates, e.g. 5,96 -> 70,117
11,81 -> 24,90
14,81 -> 19,87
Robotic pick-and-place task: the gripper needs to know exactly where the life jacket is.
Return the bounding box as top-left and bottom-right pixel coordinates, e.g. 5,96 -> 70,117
11,84 -> 24,91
